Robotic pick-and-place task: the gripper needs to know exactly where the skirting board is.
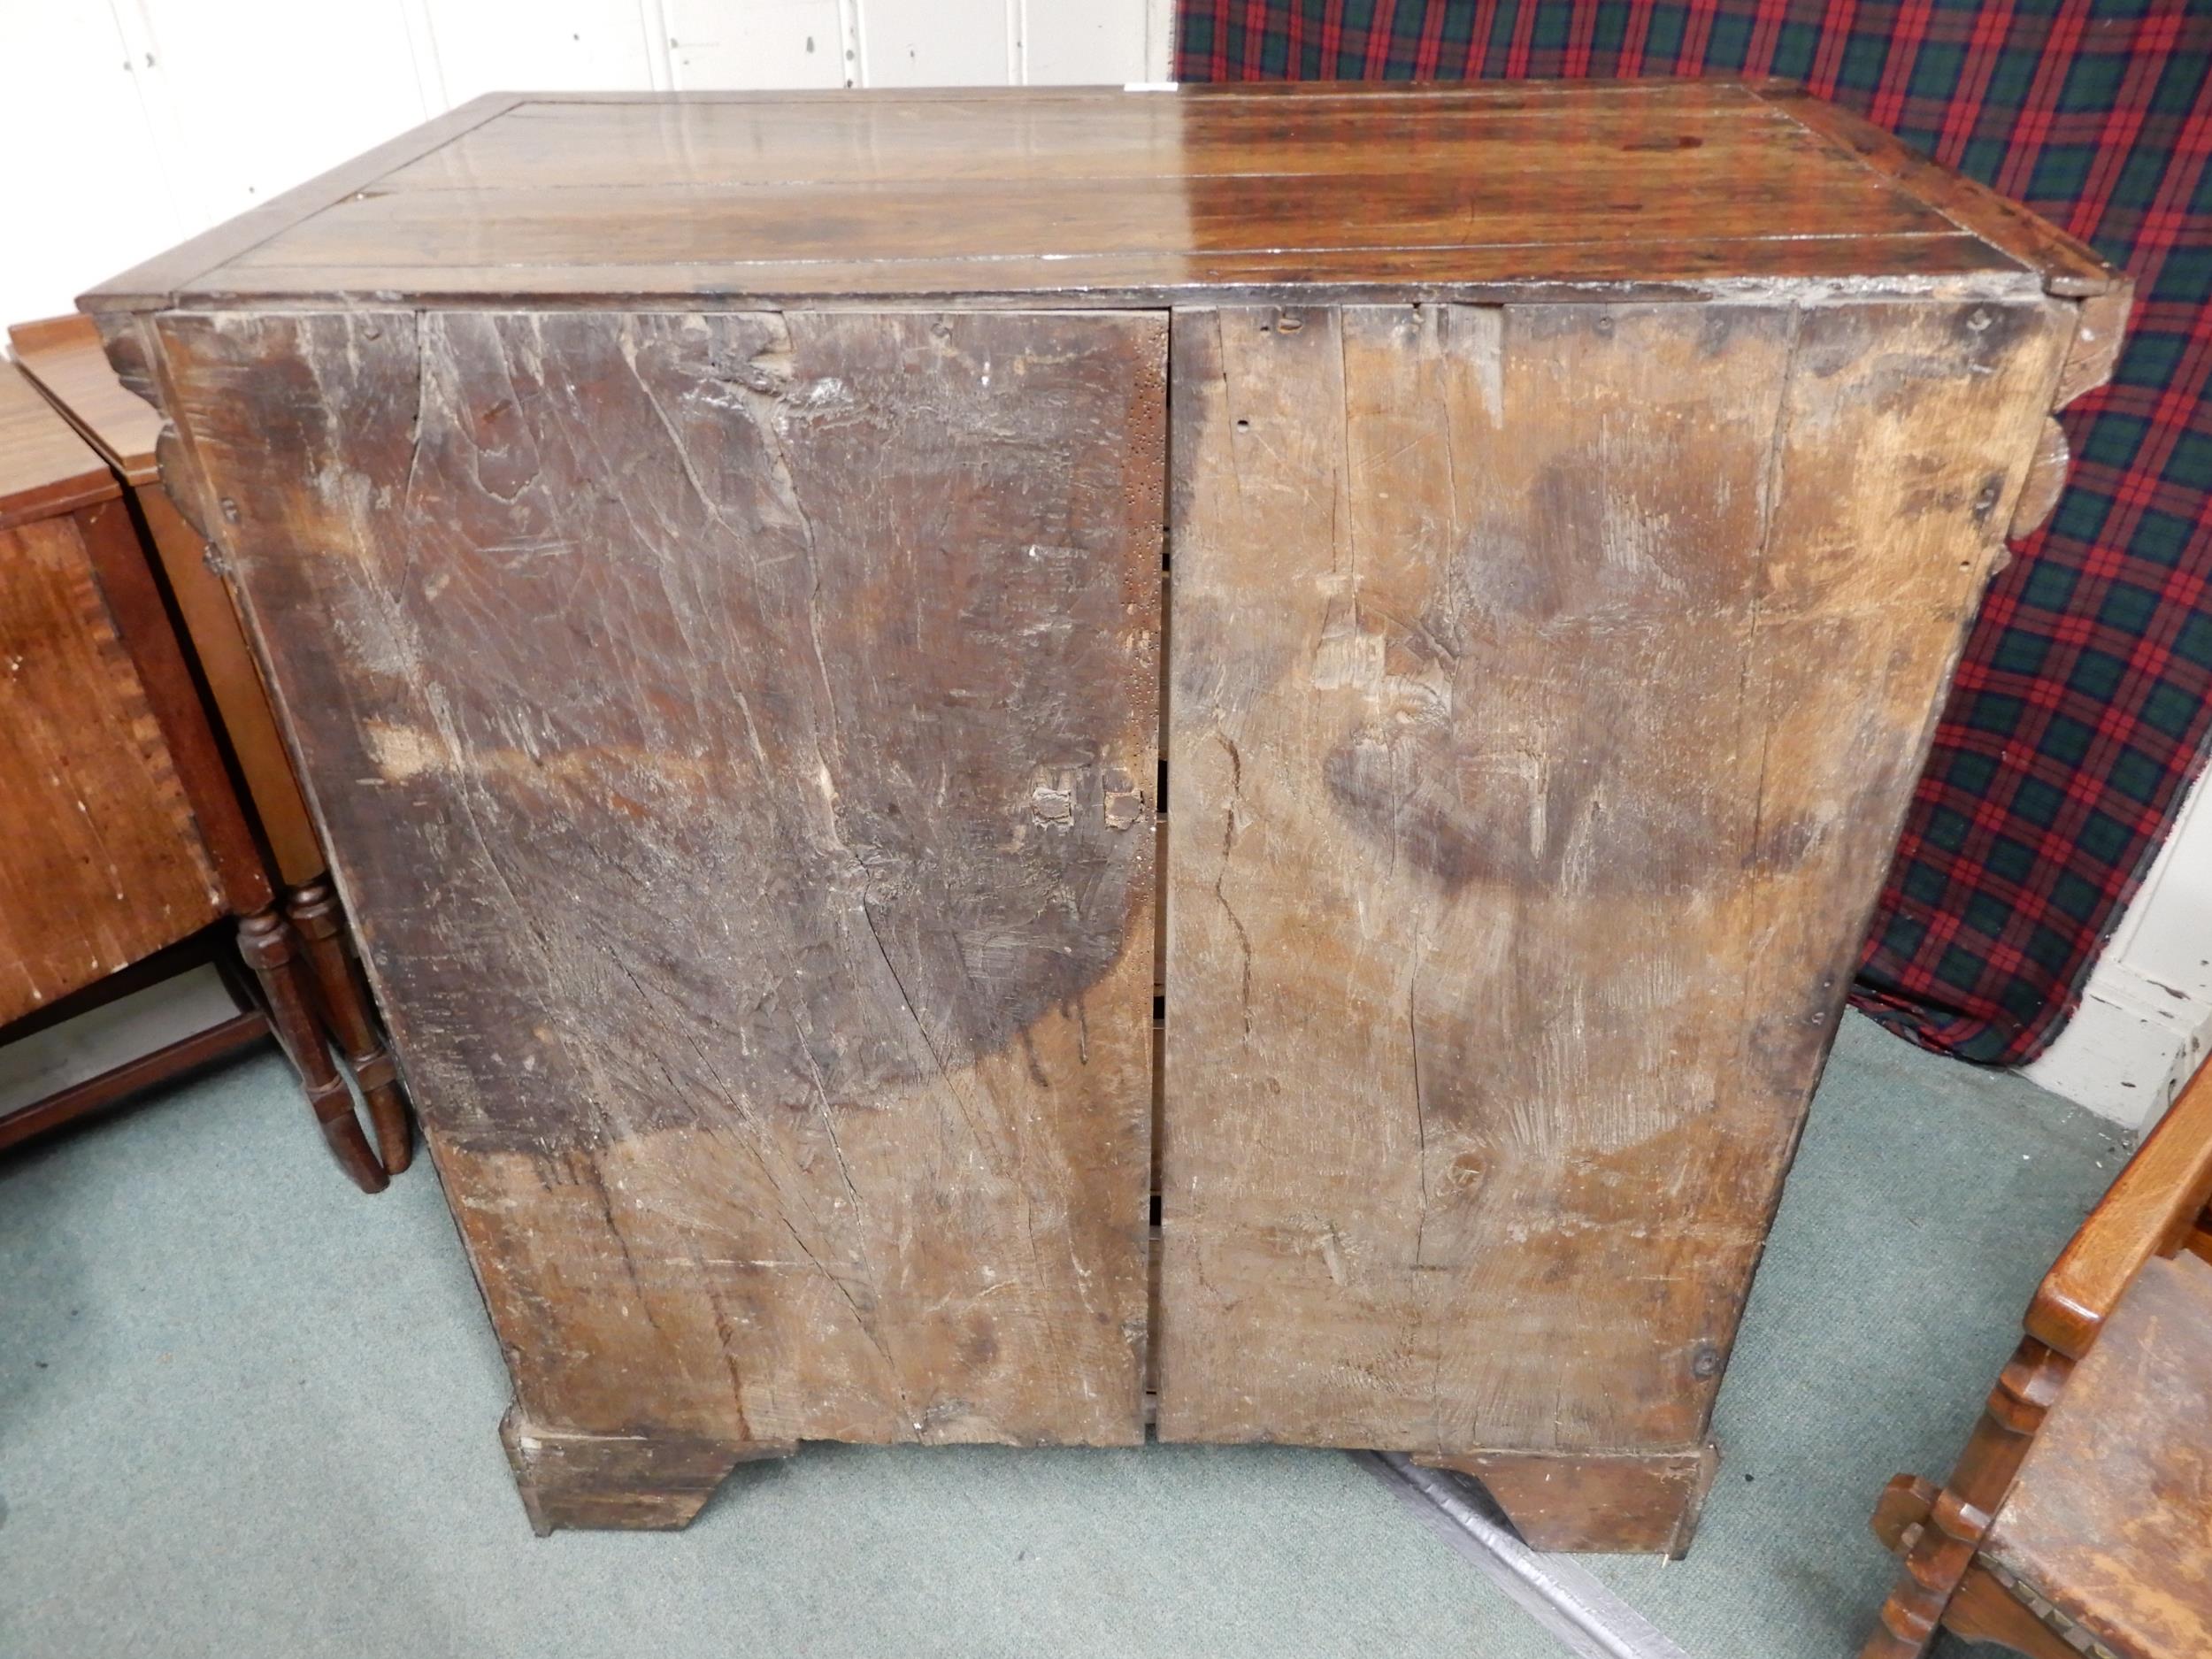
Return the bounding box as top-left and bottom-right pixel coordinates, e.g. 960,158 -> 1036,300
2024,960 -> 2207,1130
2024,765 -> 2212,1132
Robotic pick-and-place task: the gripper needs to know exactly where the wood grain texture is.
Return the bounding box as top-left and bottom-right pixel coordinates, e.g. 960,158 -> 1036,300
1157,297 -> 2069,1461
215,170 -> 1957,276
1946,1565 -> 2088,1659
2010,417 -> 2071,541
2031,1051 -> 2212,1359
10,313 -> 165,484
380,92 -> 1826,193
72,492 -> 273,917
11,317 -> 321,883
193,234 -> 2032,315
0,362 -> 116,531
81,83 -> 2093,314
1418,1445 -> 1721,1556
134,482 -> 325,887
0,502 -> 224,1025
76,83 -> 2130,1544
1984,1251 -> 2212,1659
1864,1051 -> 2212,1656
82,92 -> 526,313
152,307 -> 1164,1462
500,1410 -> 795,1536
1750,81 -> 2124,297
2054,285 -> 2136,409
11,327 -> 316,898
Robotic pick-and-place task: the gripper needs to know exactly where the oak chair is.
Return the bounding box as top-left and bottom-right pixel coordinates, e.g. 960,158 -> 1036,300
1862,1051 -> 2212,1659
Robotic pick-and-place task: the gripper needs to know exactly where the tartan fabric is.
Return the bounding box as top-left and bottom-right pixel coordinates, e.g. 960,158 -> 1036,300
1177,0 -> 2212,1065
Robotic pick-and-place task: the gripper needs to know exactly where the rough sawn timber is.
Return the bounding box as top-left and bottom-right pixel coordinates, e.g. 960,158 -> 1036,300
1156,298 -> 2070,1550
151,308 -> 1165,1527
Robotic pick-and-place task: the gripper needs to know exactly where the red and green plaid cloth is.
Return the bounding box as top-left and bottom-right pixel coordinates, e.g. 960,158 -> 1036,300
1177,0 -> 2212,1065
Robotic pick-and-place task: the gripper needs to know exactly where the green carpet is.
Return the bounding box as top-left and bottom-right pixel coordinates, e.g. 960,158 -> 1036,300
0,1012 -> 2127,1658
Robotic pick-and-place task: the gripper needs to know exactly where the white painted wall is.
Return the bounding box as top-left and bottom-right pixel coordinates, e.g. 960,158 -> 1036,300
4,0 -> 2202,1129
0,0 -> 1174,325
2026,766 -> 2212,1129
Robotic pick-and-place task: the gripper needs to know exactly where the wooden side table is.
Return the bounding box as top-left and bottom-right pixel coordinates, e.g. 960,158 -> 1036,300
0,341 -> 405,1188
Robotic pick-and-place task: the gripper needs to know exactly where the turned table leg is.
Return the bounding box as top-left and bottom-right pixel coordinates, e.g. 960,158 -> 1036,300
1859,1340 -> 2070,1659
285,880 -> 411,1174
236,909 -> 387,1194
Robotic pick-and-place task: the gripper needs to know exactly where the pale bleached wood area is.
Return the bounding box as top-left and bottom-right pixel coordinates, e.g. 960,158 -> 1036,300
1156,298 -> 2070,1460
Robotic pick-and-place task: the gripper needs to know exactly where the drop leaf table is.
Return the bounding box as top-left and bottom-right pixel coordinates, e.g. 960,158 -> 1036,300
0,346 -> 400,1185
81,80 -> 2128,1548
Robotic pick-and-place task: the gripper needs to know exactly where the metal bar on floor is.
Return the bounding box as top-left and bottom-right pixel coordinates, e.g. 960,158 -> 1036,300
1359,1452 -> 1693,1659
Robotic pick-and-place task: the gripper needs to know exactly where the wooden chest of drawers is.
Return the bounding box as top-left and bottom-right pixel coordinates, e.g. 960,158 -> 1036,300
84,80 -> 2127,1551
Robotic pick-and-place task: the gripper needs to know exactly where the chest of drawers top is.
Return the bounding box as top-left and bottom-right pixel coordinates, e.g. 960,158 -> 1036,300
83,80 -> 2117,316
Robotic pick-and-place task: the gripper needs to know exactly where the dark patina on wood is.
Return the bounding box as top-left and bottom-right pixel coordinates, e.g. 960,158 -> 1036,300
153,307 -> 1164,1523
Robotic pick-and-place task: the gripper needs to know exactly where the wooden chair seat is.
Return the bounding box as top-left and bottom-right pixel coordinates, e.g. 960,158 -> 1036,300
1861,1048 -> 2212,1659
1978,1249 -> 2212,1659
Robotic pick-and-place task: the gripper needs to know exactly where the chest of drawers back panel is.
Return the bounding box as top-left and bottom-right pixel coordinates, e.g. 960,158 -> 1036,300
85,81 -> 2125,1546
1157,297 -> 2067,1459
153,309 -> 1164,1477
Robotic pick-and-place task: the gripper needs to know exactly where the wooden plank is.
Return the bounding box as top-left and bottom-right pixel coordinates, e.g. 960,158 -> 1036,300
212,165 -> 1958,278
1172,79 -> 1768,105
68,84 -> 2076,311
152,308 -> 1164,1471
1754,81 -> 2123,297
9,314 -> 321,887
80,92 -> 526,313
0,1007 -> 271,1153
379,97 -> 1805,192
0,506 -> 224,1025
0,362 -> 117,530
74,490 -> 273,917
1418,1445 -> 1721,1557
1157,296 -> 2069,1461
134,482 -> 325,887
2030,1051 -> 2212,1358
2053,284 -> 2134,408
2009,416 -> 2070,541
9,314 -> 164,485
1985,1251 -> 2212,1659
